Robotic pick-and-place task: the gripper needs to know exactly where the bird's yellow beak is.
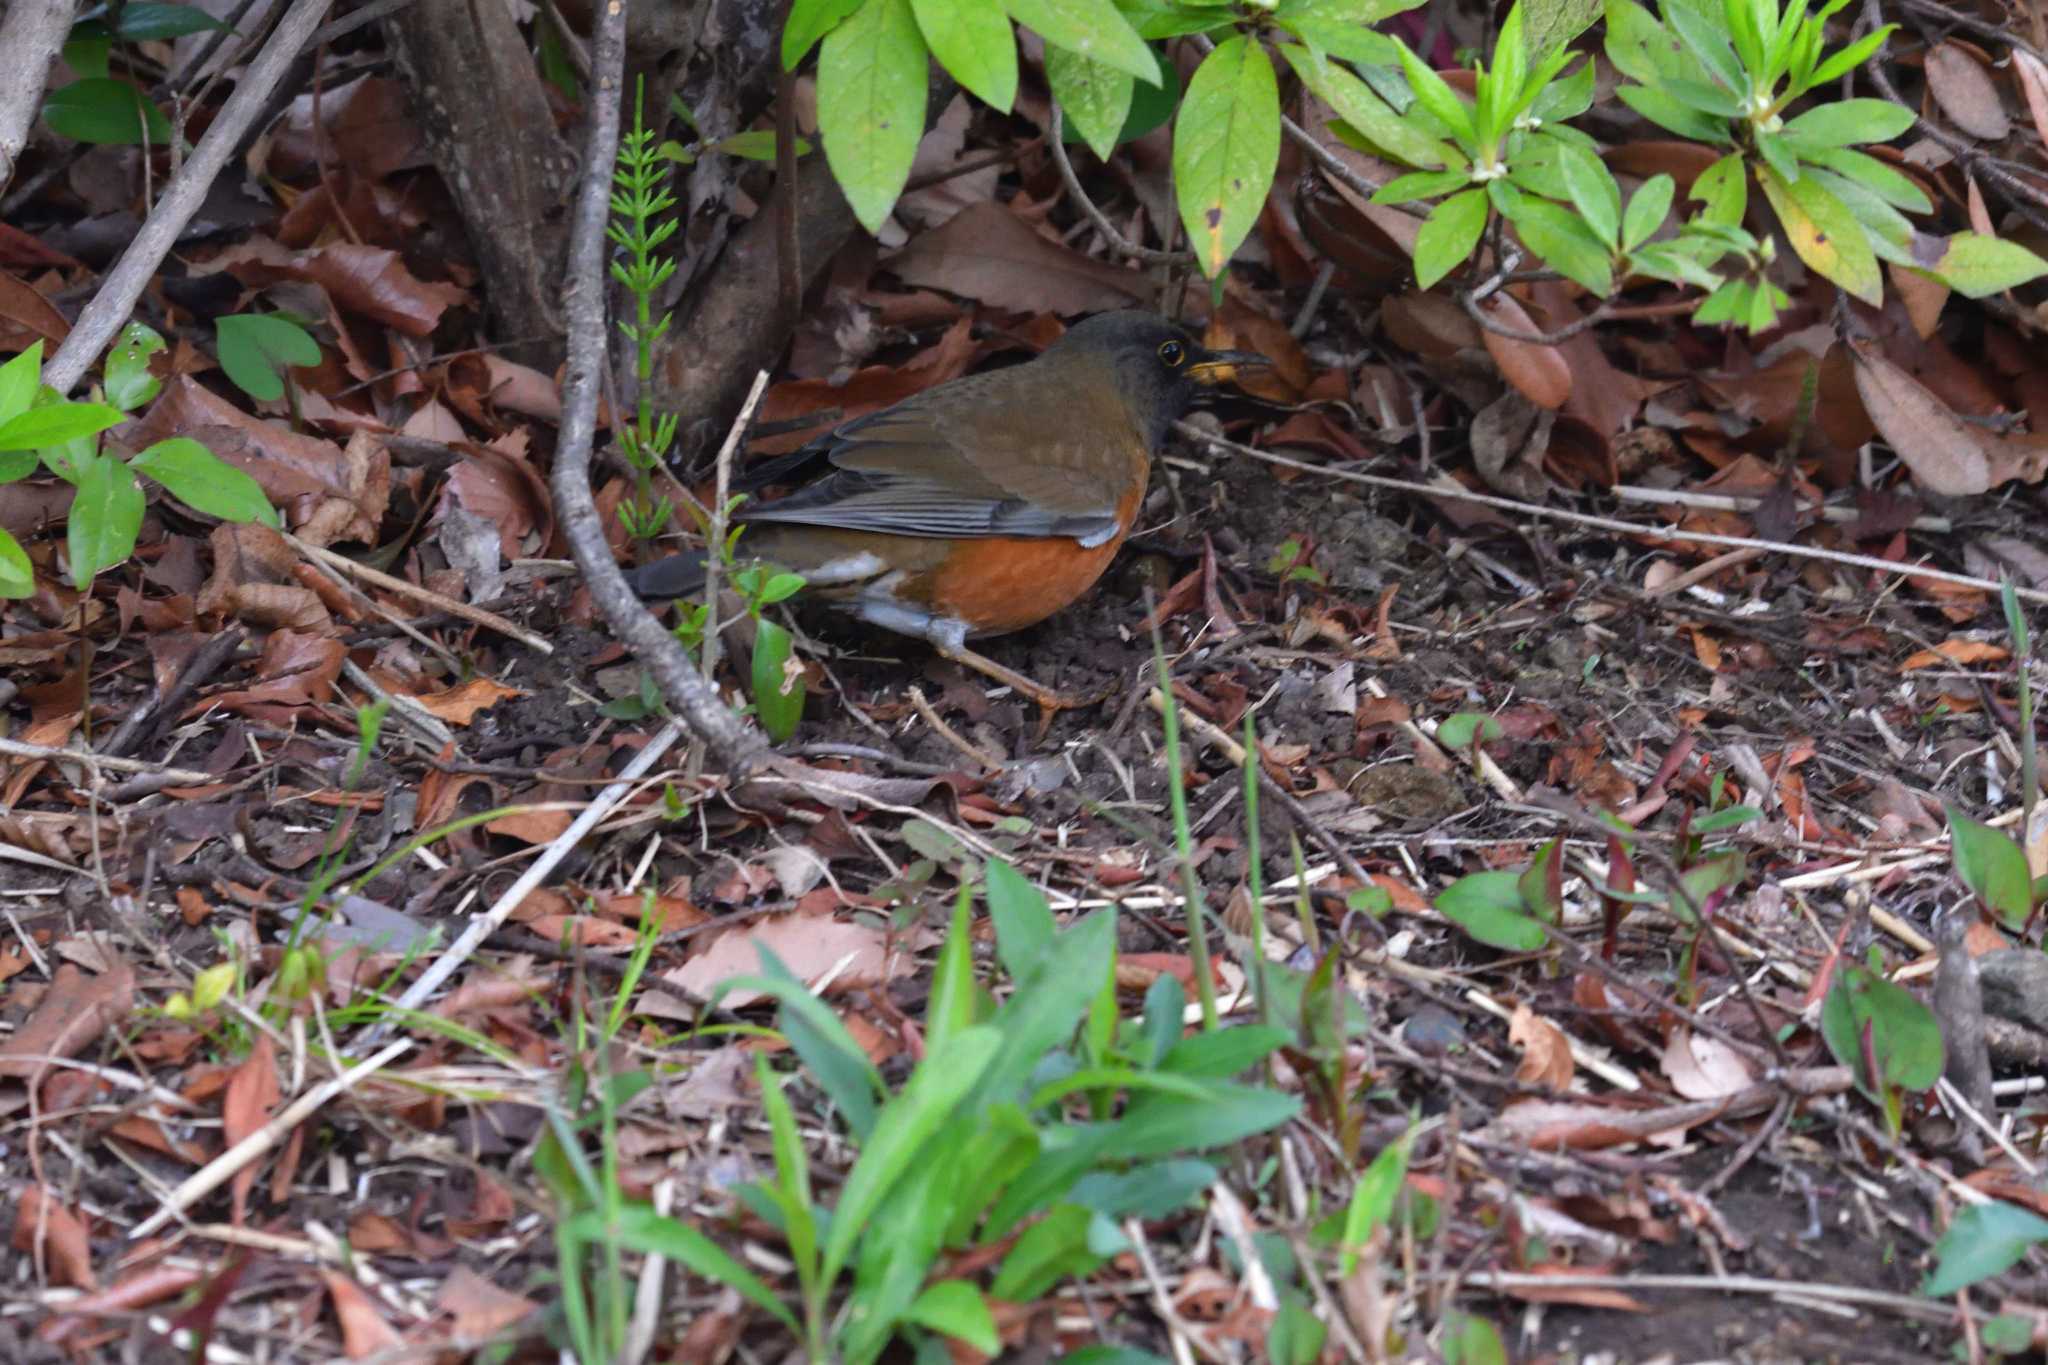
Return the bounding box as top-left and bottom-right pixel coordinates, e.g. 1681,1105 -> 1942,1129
1187,348 -> 1271,388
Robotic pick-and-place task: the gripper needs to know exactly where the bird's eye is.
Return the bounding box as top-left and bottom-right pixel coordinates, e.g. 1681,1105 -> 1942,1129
1158,339 -> 1187,366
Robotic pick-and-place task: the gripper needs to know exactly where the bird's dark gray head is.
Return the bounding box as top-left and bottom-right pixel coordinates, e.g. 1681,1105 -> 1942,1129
1047,311 -> 1267,452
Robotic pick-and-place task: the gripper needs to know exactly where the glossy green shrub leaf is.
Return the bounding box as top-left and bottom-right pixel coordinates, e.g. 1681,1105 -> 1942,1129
1557,143 -> 1620,248
1372,168 -> 1470,205
0,343 -> 43,426
43,79 -> 172,145
1173,35 -> 1280,277
1390,38 -> 1475,146
66,454 -> 145,585
130,437 -> 280,527
1923,1201 -> 2048,1297
1048,45 -> 1133,160
911,0 -> 1017,112
1783,98 -> 1915,148
1616,83 -> 1728,142
0,529 -> 31,598
0,399 -> 123,453
1505,194 -> 1615,294
104,322 -> 166,412
1796,145 -> 1929,212
1949,805 -> 2031,927
818,0 -> 929,235
1758,164 -> 1880,303
1808,23 -> 1895,89
1005,0 -> 1157,83
1413,187 -> 1488,289
784,0 -> 865,67
1280,43 -> 1453,170
1622,173 -> 1674,251
1923,233 -> 2048,298
216,313 -> 321,403
750,618 -> 806,741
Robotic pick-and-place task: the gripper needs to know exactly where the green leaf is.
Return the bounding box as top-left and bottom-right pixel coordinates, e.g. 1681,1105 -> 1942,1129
1371,168 -> 1470,204
1279,43 -> 1453,170
1949,805 -> 2032,927
904,1280 -> 999,1353
750,618 -> 805,741
1807,23 -> 1895,90
1798,145 -> 1930,212
1277,0 -> 1422,65
43,79 -> 172,145
103,322 -> 166,412
130,437 -> 280,527
1664,77 -> 1745,117
1442,1311 -> 1510,1365
911,0 -> 1018,111
1173,35 -> 1281,277
1622,173 -> 1675,251
1781,98 -> 1915,148
1531,56 -> 1597,120
925,886 -> 977,1051
1615,83 -> 1730,142
1661,0 -> 1745,97
1691,151 -> 1748,224
972,911 -> 1118,1107
1505,193 -> 1615,294
1521,0 -> 1605,65
991,1203 -> 1107,1301
115,3 -> 231,39
784,0 -> 866,67
1435,870 -> 1549,950
1069,1160 -> 1216,1218
0,400 -> 123,453
820,1024 -> 1003,1289
1757,164 -> 1880,304
1413,187 -> 1488,289
1048,44 -> 1134,161
1819,963 -> 1944,1100
1115,1082 -> 1301,1155
1436,711 -> 1503,749
568,1202 -> 798,1329
1923,1202 -> 2048,1297
0,529 -> 32,598
1557,143 -> 1621,249
985,857 -> 1056,981
1923,233 -> 2048,299
215,313 -> 321,404
66,453 -> 144,586
1157,1025 -> 1292,1077
0,342 -> 42,426
1602,0 -> 1680,84
1340,1120 -> 1416,1272
1390,37 -> 1475,146
818,0 -> 930,235
1006,0 -> 1158,83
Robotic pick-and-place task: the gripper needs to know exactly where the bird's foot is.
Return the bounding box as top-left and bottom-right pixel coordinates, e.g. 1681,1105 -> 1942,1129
937,645 -> 1113,740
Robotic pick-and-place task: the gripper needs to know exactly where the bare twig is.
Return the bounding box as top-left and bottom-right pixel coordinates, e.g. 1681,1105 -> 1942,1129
0,0 -> 77,196
698,370 -> 770,691
46,0 -> 336,394
1046,103 -> 1194,268
1176,423 -> 2048,607
546,0 -> 767,770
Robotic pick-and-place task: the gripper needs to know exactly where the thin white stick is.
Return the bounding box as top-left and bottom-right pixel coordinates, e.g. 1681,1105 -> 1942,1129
130,1039 -> 411,1239
360,718 -> 687,1039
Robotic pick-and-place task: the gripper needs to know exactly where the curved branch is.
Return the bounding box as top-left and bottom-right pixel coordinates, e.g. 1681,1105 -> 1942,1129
0,0 -> 75,197
549,0 -> 768,772
1045,103 -> 1193,267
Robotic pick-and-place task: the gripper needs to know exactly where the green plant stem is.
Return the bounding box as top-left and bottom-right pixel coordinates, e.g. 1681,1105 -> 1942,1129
1151,635 -> 1220,1032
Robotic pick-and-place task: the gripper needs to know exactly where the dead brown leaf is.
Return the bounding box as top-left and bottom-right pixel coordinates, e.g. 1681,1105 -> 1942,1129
0,962 -> 134,1077
886,201 -> 1152,314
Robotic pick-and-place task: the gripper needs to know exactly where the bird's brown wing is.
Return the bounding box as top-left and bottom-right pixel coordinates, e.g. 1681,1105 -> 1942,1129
740,369 -> 1144,546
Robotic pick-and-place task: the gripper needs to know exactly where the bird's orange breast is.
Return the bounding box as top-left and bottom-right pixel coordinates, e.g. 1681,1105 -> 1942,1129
900,484 -> 1144,635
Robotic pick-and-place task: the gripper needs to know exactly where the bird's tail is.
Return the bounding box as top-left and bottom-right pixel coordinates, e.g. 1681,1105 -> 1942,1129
621,551 -> 710,599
